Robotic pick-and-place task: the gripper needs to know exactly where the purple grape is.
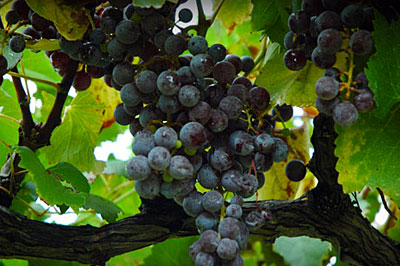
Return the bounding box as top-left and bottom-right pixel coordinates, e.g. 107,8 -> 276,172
189,101 -> 212,125
179,121 -> 208,149
210,147 -> 234,171
349,30 -> 374,55
136,70 -> 158,93
197,164 -> 220,189
190,54 -> 214,77
176,66 -> 195,85
213,61 -> 236,84
353,89 -> 374,112
168,155 -> 194,180
232,76 -> 252,90
126,155 -> 151,180
154,126 -> 178,150
315,76 -> 339,100
311,47 -> 336,69
221,170 -> 242,192
196,213 -> 218,233
271,138 -> 289,162
318,28 -> 343,54
285,159 -> 307,181
255,133 -> 275,153
199,229 -> 220,252
148,146 -> 171,170
288,10 -> 310,34
237,173 -> 258,198
157,70 -> 181,95
284,49 -> 307,71
224,54 -> 242,74
183,190 -> 204,217
120,83 -> 142,107
315,10 -> 342,32
207,109 -> 229,133
219,96 -> 243,119
158,95 -> 181,114
315,96 -> 340,116
205,84 -> 226,108
178,85 -> 201,107
217,238 -> 239,260
245,210 -> 266,231
202,190 -> 224,213
188,35 -> 208,55
332,101 -> 358,126
131,129 -> 156,156
218,217 -> 240,239
226,204 -> 242,218
249,86 -> 270,110
134,173 -> 160,199
195,252 -> 215,266
227,84 -> 248,102
254,152 -> 273,172
230,195 -> 243,206
228,131 -> 255,156
209,43 -> 226,62
241,56 -> 255,72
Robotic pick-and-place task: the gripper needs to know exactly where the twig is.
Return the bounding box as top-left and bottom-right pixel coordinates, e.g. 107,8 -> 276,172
377,187 -> 397,220
11,67 -> 35,139
195,0 -> 211,36
0,113 -> 20,124
38,60 -> 79,147
8,71 -> 61,91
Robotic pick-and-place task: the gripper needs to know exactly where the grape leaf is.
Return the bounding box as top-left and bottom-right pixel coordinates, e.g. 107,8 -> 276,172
259,121 -> 311,200
15,146 -> 88,208
47,162 -> 90,194
83,194 -> 122,223
0,80 -> 20,166
365,13 -> 400,118
26,39 -> 60,52
25,0 -> 89,40
42,90 -> 104,171
273,236 -> 330,266
335,105 -> 400,206
250,0 -> 290,45
216,0 -> 253,34
133,0 -> 166,8
3,46 -> 23,70
256,52 -> 324,107
19,50 -> 61,84
142,237 -> 198,266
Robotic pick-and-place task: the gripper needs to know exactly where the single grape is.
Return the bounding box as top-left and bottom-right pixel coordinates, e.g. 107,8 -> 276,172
138,106 -> 161,127
198,229 -> 220,252
285,159 -> 307,181
202,190 -> 224,213
158,95 -> 181,114
272,138 -> 289,162
168,155 -> 194,180
221,170 -> 242,192
332,101 -> 358,126
154,30 -> 172,49
30,12 -> 51,31
207,109 -> 228,133
22,27 -> 41,40
301,0 -> 324,16
188,35 -> 208,55
164,35 -> 186,56
241,56 -> 255,72
178,8 -> 193,23
141,13 -> 165,37
148,146 -> 171,170
178,85 -> 201,107
226,204 -> 242,218
213,61 -> 236,84
157,70 -> 181,96
179,121 -> 208,149
224,54 -> 243,74
217,238 -> 239,260
248,87 -> 270,110
228,131 -> 255,156
355,71 -> 369,89
232,76 -> 252,90
87,65 -> 104,78
315,96 -> 340,116
112,62 -> 135,86
315,76 -> 339,100
227,84 -> 248,102
204,84 -> 226,108
349,30 -> 374,55
245,210 -> 266,231
176,66 -> 195,85
353,89 -> 374,112
210,147 -> 234,172
190,54 -> 214,77
134,173 -> 160,199
100,17 -> 117,34
209,43 -> 226,62
237,173 -> 258,198
324,67 -> 341,80
136,70 -> 158,93
120,83 -> 142,106
254,152 -> 273,172
183,191 -> 204,217
131,129 -> 156,156
189,101 -> 211,125
197,164 -> 220,189
284,49 -> 307,71
126,155 -> 151,180
218,217 -> 240,239
9,35 -> 25,53
154,126 -> 178,150
114,103 -> 133,125
195,252 -> 215,266
340,4 -> 364,28
311,47 -> 336,69
315,10 -> 342,32
318,28 -> 343,54
230,195 -> 244,206
5,10 -> 19,25
59,36 -> 82,55
272,104 -> 294,122
219,96 -> 243,119
288,10 -> 310,34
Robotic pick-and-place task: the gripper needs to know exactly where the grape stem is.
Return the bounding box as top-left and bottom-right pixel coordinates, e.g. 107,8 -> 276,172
342,50 -> 355,100
377,187 -> 398,220
8,71 -> 61,91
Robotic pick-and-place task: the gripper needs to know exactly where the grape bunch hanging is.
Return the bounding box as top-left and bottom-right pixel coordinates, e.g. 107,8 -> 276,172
0,0 -> 310,265
284,0 -> 376,127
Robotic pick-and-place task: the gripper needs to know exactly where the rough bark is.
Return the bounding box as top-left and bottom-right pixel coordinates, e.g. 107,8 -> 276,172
1,115 -> 399,265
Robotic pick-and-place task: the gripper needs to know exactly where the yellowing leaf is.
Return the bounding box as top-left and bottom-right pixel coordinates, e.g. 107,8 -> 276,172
259,121 -> 311,200
216,0 -> 253,34
42,90 -> 104,171
25,0 -> 89,40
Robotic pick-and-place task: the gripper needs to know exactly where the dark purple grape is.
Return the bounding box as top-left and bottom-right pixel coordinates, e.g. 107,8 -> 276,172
340,4 -> 364,28
112,61 -> 135,86
224,54 -> 242,74
301,0 -> 324,16
178,85 -> 201,107
134,173 -> 160,199
202,190 -> 224,212
272,104 -> 294,122
73,71 -> 91,91
164,35 -> 186,56
311,47 -> 336,69
148,146 -> 171,170
158,95 -> 181,114
197,164 -> 219,189
195,252 -> 215,266
254,152 -> 273,172
213,61 -> 236,84
210,147 -> 234,171
245,210 -> 266,231
248,87 -> 270,110
349,30 -> 374,55
189,101 -> 211,125
288,11 -> 310,34
221,170 -> 242,192
284,49 -> 307,71
207,109 -> 229,133
188,35 -> 208,55
131,129 -> 156,156
155,126 -> 178,150
241,56 -> 255,72
209,43 -> 226,62
126,155 -> 151,180
237,173 -> 258,198
217,238 -> 239,260
179,122 -> 208,149
219,96 -> 243,119
227,84 -> 248,102
332,101 -> 358,126
315,96 -> 340,116
226,204 -> 242,218
141,13 -> 165,37
218,217 -> 240,239
205,84 -> 226,108
285,159 -> 307,181
176,66 -> 195,85
157,70 -> 181,96
179,8 -> 193,23
315,76 -> 339,100
5,10 -> 19,25
183,191 -> 204,217
324,67 -> 341,80
191,53 -> 214,77
272,138 -> 288,162
318,28 -> 342,54
353,90 -> 374,112
232,76 -> 252,90
136,70 -> 158,93
228,131 -> 255,156
196,212 -> 218,232
9,35 -> 25,53
120,83 -> 142,106
355,71 -> 369,89
315,11 -> 342,32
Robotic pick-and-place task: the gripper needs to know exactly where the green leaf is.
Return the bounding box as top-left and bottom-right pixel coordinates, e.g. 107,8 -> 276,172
3,46 -> 23,70
142,237 -> 198,266
83,194 -> 122,223
19,50 -> 61,85
256,52 -> 324,106
47,162 -> 90,194
335,105 -> 400,206
388,217 -> 400,242
0,80 -> 20,165
10,182 -> 38,215
216,0 -> 253,34
365,13 -> 400,118
15,146 -> 88,208
0,259 -> 28,266
108,247 -> 152,266
29,258 -> 87,266
42,90 -> 104,171
133,0 -> 166,8
251,0 -> 290,45
273,236 -> 330,266
26,39 -> 60,52
25,0 -> 89,40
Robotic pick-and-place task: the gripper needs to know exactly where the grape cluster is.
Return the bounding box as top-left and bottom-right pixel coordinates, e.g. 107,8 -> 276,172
283,0 -> 376,126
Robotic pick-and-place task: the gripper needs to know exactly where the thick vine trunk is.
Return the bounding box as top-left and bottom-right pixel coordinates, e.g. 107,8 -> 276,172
1,115 -> 399,265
